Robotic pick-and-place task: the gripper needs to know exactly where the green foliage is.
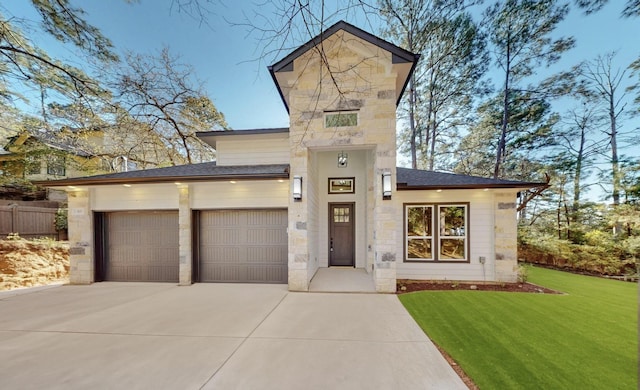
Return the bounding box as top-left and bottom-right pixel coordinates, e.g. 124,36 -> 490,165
400,266 -> 638,389
54,208 -> 68,231
519,225 -> 638,275
517,263 -> 529,282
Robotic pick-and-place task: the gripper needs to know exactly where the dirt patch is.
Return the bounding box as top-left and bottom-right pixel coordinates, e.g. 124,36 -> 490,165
0,238 -> 69,291
396,279 -> 561,294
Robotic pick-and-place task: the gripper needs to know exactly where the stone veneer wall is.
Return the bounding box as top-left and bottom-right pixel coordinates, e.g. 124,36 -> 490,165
67,189 -> 94,284
494,191 -> 519,282
178,184 -> 192,285
286,30 -> 399,292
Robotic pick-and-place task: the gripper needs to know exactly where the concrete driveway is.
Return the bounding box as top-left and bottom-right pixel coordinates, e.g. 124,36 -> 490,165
0,283 -> 467,389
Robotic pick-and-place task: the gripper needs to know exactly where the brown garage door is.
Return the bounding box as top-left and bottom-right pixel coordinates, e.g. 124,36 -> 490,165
105,211 -> 179,282
198,209 -> 288,283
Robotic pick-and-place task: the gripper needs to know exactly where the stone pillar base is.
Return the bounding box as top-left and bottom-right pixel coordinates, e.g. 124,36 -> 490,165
288,269 -> 309,291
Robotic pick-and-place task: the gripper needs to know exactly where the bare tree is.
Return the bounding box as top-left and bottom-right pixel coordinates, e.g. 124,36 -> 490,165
114,48 -> 228,165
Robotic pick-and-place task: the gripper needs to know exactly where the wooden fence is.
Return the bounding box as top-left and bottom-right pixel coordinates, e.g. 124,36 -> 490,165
0,204 -> 60,239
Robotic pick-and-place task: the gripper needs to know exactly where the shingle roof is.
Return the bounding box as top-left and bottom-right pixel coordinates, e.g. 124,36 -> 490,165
33,162 -> 290,186
34,162 -> 543,190
397,167 -> 545,190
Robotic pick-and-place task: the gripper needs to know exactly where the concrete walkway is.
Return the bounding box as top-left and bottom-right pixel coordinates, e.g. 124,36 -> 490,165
0,283 -> 467,389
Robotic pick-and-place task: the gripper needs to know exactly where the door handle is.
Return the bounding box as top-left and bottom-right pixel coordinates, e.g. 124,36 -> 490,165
330,238 -> 334,252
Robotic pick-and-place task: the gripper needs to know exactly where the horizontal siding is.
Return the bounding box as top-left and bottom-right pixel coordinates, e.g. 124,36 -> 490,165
216,139 -> 289,166
93,184 -> 179,210
395,189 -> 495,281
191,181 -> 288,209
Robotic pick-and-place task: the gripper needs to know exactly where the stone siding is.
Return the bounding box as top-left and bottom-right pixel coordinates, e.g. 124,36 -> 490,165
494,191 -> 519,282
286,30 -> 399,292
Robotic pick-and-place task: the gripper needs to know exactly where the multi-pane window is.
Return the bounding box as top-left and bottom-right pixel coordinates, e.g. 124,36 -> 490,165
405,204 -> 468,262
333,207 -> 350,223
46,155 -> 66,176
406,206 -> 434,260
26,156 -> 41,175
325,111 -> 358,127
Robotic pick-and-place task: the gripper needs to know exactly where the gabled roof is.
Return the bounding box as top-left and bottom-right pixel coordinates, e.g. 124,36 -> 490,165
4,131 -> 93,158
268,20 -> 419,112
33,162 -> 290,187
397,167 -> 545,190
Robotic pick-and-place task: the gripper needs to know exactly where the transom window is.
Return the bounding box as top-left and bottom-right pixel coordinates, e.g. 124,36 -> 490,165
325,111 -> 358,127
405,203 -> 468,262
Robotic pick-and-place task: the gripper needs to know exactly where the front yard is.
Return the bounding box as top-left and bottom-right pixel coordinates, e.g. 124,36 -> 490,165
400,266 -> 638,389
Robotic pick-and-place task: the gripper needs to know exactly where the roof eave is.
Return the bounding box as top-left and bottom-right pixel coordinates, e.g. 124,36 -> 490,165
397,182 -> 547,191
33,172 -> 290,188
268,65 -> 290,114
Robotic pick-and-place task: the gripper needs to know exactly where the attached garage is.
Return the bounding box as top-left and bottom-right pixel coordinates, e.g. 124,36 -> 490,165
96,211 -> 179,282
196,209 -> 288,283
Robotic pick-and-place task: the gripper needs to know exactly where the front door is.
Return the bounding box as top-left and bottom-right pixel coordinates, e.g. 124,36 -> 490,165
329,203 -> 355,267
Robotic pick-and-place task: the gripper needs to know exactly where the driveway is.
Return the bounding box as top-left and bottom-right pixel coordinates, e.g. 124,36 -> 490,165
0,283 -> 467,389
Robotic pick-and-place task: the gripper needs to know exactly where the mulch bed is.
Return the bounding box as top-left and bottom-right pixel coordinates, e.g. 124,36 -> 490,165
396,279 -> 561,294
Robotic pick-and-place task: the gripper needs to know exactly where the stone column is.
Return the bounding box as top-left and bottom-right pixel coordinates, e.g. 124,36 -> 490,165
67,189 -> 93,284
373,151 -> 398,293
288,152 -> 310,291
177,184 -> 192,286
494,191 -> 518,282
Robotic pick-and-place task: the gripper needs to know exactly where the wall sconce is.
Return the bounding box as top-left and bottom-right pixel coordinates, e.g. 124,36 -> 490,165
293,176 -> 302,201
337,151 -> 348,168
382,171 -> 392,200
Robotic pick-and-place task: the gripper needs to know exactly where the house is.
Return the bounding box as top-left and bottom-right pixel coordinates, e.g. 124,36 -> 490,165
2,125 -> 180,201
36,21 -> 542,292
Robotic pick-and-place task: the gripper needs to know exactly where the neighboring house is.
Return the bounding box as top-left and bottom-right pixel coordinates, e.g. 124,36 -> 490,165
37,21 -> 543,292
0,131 -> 95,181
1,125 -> 178,201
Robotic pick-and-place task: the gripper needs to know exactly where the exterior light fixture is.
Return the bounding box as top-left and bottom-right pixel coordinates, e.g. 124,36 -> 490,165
293,176 -> 302,201
382,171 -> 392,200
337,151 -> 348,168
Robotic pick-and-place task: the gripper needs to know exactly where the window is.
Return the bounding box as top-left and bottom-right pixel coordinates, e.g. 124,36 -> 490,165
26,157 -> 41,175
333,206 -> 350,223
325,111 -> 358,127
47,156 -> 66,176
404,203 -> 468,262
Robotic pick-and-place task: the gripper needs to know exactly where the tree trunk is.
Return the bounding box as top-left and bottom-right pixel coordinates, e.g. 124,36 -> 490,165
408,74 -> 418,169
495,31 -> 511,179
429,110 -> 437,170
572,120 -> 586,226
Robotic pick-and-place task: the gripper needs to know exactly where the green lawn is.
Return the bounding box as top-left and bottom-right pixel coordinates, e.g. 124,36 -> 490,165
399,266 -> 638,389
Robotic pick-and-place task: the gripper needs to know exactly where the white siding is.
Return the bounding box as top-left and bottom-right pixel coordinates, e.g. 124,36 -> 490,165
93,184 -> 179,210
216,139 -> 289,166
396,189 -> 496,281
191,181 -> 288,209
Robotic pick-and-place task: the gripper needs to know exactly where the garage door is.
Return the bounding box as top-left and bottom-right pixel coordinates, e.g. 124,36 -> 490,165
105,211 -> 179,282
198,209 -> 288,283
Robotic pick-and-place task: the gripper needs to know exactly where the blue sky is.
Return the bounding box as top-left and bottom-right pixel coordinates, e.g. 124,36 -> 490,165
3,1 -> 638,131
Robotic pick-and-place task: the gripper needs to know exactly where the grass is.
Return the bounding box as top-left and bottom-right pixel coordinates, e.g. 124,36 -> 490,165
399,266 -> 638,389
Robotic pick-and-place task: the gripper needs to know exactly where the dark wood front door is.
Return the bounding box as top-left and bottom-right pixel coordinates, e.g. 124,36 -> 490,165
329,203 -> 355,267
